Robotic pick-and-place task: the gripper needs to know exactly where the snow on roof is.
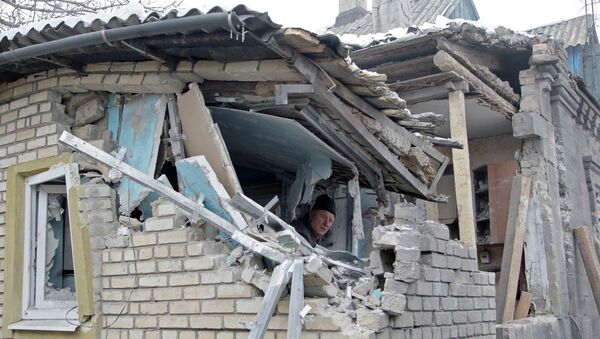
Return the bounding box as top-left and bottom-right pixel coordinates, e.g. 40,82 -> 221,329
337,15 -> 533,49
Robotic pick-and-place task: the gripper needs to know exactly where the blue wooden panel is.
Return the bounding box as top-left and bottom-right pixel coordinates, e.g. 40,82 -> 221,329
117,94 -> 166,213
568,46 -> 584,77
176,157 -> 240,247
106,94 -> 121,142
448,0 -> 479,21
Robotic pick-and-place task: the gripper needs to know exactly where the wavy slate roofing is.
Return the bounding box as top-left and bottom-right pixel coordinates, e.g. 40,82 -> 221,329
328,0 -> 479,35
0,4 -> 284,82
527,14 -> 597,48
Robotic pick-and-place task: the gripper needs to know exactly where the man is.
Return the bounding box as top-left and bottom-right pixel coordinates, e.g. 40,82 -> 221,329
291,194 -> 335,248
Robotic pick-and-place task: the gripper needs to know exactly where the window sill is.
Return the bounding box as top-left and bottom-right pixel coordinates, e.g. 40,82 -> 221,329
9,319 -> 79,332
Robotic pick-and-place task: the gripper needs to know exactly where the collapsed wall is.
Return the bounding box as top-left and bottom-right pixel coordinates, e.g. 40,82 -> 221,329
100,197 -> 496,338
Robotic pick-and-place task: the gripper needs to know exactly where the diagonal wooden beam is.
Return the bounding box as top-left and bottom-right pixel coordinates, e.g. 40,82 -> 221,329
287,259 -> 305,339
58,131 -> 287,263
249,259 -> 294,339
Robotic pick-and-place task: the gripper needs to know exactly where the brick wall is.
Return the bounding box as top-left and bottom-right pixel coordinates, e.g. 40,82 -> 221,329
99,200 -> 496,338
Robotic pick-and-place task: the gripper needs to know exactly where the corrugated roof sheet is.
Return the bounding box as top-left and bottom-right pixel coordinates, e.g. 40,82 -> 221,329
527,14 -> 596,47
0,4 -> 280,52
329,0 -> 466,35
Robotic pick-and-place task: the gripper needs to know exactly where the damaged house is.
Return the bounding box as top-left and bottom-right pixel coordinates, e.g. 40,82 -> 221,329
0,2 -> 501,339
0,1 -> 598,339
332,0 -> 600,338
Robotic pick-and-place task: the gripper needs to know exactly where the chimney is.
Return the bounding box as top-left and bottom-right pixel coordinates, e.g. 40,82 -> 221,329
372,0 -> 412,33
339,0 -> 368,14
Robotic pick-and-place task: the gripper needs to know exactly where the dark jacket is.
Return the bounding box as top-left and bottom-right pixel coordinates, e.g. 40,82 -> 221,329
290,213 -> 333,248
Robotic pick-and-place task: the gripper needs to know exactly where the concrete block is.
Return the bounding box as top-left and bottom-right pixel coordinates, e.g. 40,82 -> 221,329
407,296 -> 422,311
394,203 -> 422,224
414,312 -> 433,326
420,253 -> 448,268
381,293 -> 407,315
384,279 -> 409,294
144,215 -> 185,232
304,283 -> 339,298
513,112 -> 551,139
434,311 -> 453,325
391,312 -> 414,329
356,308 -> 389,331
393,261 -> 421,282
394,246 -> 421,262
422,297 -> 439,311
105,234 -> 130,248
353,276 -> 378,297
72,124 -> 100,140
419,221 -> 449,240
75,97 -> 105,126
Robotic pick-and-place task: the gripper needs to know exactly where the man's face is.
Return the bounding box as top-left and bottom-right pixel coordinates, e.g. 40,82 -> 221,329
310,209 -> 335,237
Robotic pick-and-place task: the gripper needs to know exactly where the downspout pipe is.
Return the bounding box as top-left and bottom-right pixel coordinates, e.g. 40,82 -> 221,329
0,11 -> 244,65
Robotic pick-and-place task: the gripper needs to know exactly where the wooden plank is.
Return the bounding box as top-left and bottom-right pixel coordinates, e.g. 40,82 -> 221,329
488,160 -> 517,244
117,94 -> 166,214
448,89 -> 476,246
106,94 -> 121,142
249,259 -> 294,339
177,83 -> 242,197
437,38 -> 505,72
514,291 -> 533,320
59,132 -> 287,264
371,55 -> 437,82
497,176 -> 532,323
287,259 -> 305,339
230,192 -> 312,251
167,94 -> 185,161
573,226 -> 600,314
433,50 -> 518,116
176,156 -> 247,231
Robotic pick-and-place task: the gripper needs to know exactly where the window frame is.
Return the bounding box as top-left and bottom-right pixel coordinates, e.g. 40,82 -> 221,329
22,165 -> 78,321
3,155 -> 98,337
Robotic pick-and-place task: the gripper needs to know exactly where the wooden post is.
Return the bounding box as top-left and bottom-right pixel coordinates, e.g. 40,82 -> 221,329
573,226 -> 600,314
448,89 -> 476,246
514,291 -> 533,320
497,176 -> 531,323
249,260 -> 294,339
287,259 -> 305,339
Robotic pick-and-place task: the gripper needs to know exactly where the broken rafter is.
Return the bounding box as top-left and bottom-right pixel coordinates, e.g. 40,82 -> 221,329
58,131 -> 287,264
433,50 -> 518,116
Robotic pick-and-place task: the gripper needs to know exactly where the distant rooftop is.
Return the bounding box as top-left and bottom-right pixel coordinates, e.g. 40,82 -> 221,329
527,14 -> 598,48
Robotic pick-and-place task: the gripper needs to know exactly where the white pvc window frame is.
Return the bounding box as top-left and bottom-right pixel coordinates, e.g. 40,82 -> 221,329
21,164 -> 78,321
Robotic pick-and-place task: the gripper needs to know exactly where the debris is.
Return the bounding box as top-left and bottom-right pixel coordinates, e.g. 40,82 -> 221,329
75,97 -> 106,127
356,307 -> 389,331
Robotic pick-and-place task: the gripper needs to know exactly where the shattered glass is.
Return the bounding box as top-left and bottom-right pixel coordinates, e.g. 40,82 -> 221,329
34,188 -> 76,307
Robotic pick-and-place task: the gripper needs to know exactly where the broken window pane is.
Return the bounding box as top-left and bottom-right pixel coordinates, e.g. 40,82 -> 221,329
42,190 -> 76,302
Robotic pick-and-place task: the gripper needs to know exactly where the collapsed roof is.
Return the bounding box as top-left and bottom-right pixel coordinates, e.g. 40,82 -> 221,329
0,4 -> 449,200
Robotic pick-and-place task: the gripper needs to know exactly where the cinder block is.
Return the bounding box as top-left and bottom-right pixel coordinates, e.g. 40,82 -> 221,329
420,253 -> 448,269
391,312 -> 414,329
144,215 -> 184,232
393,261 -> 421,282
513,111 -> 551,139
381,293 -> 407,315
75,97 -> 105,126
356,308 -> 389,331
72,124 -> 100,140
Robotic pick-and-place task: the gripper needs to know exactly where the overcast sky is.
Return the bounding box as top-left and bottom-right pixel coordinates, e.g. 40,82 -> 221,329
181,0 -> 591,33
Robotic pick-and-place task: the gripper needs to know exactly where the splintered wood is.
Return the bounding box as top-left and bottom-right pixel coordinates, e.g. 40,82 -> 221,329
497,176 -> 531,323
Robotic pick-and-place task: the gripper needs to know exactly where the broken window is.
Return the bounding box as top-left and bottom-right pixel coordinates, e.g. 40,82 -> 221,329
22,165 -> 77,321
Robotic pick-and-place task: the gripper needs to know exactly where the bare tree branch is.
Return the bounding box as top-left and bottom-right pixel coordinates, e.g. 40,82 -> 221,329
0,0 -> 186,32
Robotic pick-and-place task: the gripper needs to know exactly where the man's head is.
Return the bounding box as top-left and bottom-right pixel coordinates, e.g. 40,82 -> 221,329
309,194 -> 336,237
